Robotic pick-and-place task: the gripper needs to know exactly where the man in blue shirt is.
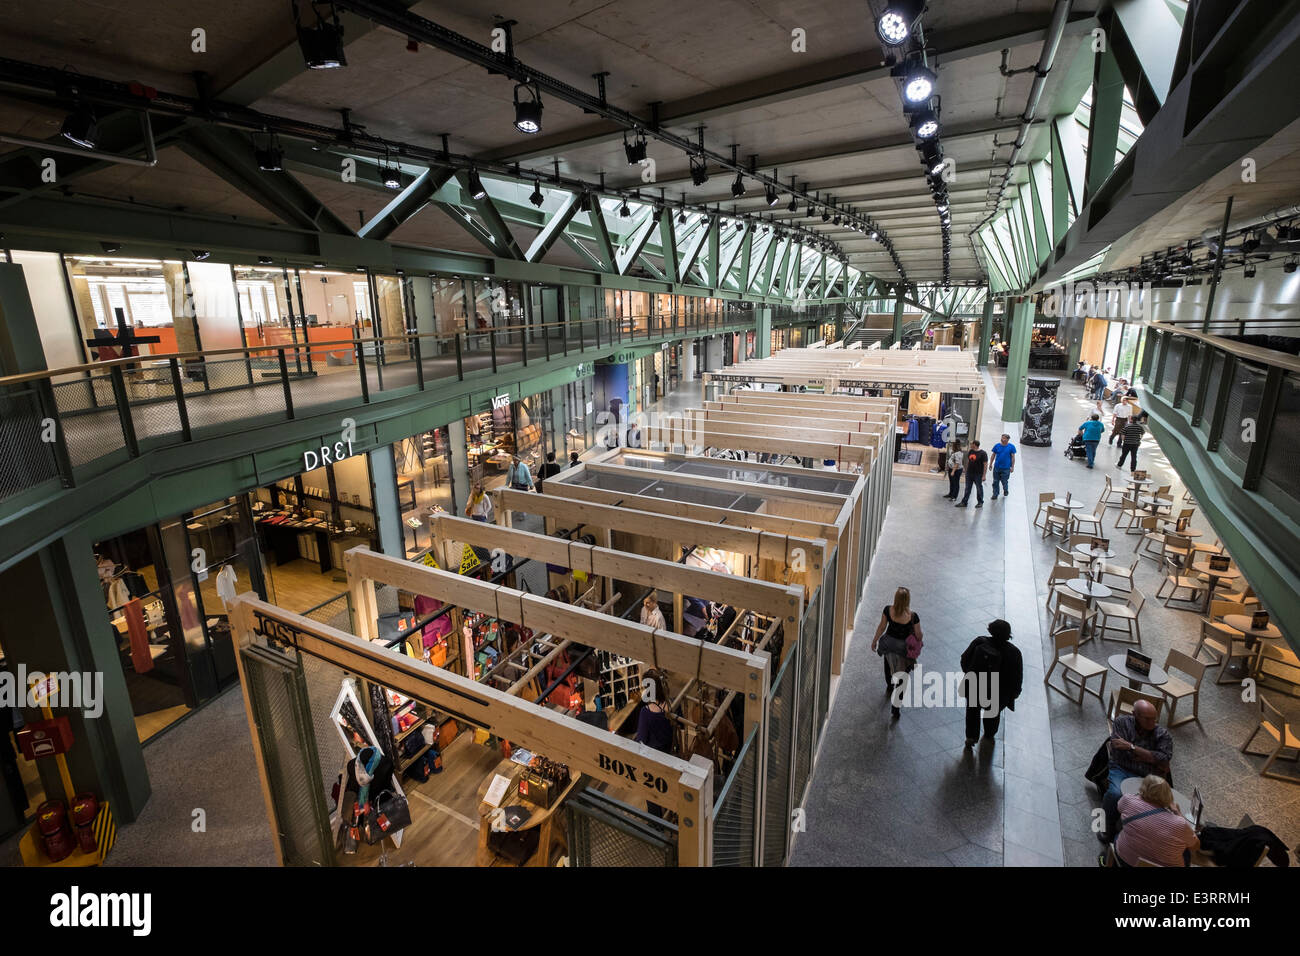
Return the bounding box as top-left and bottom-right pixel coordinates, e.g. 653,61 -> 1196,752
989,433 -> 1017,501
1091,368 -> 1108,400
1077,413 -> 1106,468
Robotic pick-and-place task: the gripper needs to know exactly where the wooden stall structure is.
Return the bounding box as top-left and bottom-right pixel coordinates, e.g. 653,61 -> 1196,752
703,348 -> 985,479
227,544 -> 787,867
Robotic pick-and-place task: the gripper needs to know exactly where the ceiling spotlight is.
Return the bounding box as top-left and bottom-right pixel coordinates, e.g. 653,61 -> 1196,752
192,249 -> 210,261
928,157 -> 946,176
294,1 -> 347,69
618,198 -> 631,218
690,154 -> 710,186
623,131 -> 648,165
1242,231 -> 1261,253
100,241 -> 121,254
258,255 -> 273,265
466,166 -> 487,200
513,82 -> 544,134
1244,262 -> 1257,278
529,179 -> 544,207
822,209 -> 831,222
735,219 -> 745,232
677,208 -> 687,224
870,230 -> 880,241
833,214 -> 842,225
730,172 -> 746,198
807,203 -> 816,218
903,65 -> 937,104
937,203 -> 949,213
876,1 -> 924,46
910,108 -> 940,140
60,101 -> 98,149
765,183 -> 779,207
1285,256 -> 1298,273
255,142 -> 284,171
383,163 -> 402,190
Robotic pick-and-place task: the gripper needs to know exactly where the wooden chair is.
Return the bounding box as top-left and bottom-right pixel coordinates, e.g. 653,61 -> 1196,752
1240,695 -> 1300,783
1256,644 -> 1300,699
1095,589 -> 1145,646
1208,600 -> 1251,624
1135,517 -> 1166,562
1156,567 -> 1205,609
1042,504 -> 1071,539
1044,628 -> 1108,709
1070,507 -> 1106,538
1051,591 -> 1099,641
1032,491 -> 1055,530
1098,556 -> 1139,593
1161,533 -> 1195,572
1096,474 -> 1127,519
1115,494 -> 1143,532
1055,545 -> 1090,570
1046,565 -> 1077,615
1182,488 -> 1196,503
1192,536 -> 1224,555
1160,649 -> 1208,727
1193,619 -> 1261,684
1107,685 -> 1164,723
1218,583 -> 1258,606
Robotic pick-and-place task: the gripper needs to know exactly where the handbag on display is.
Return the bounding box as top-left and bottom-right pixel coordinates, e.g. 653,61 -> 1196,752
373,789 -> 412,837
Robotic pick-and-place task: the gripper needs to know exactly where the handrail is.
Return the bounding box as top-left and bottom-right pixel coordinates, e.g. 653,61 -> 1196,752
1148,321 -> 1300,376
0,310 -> 753,388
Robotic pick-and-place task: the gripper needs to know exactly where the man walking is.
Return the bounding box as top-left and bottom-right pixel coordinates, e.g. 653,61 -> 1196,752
1116,413 -> 1146,472
959,620 -> 1023,746
989,433 -> 1017,501
956,440 -> 988,508
534,451 -> 562,493
1091,367 -> 1109,400
1108,395 -> 1133,446
1076,413 -> 1106,469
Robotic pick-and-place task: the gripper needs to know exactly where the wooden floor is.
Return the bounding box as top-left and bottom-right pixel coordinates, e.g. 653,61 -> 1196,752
135,704 -> 192,743
336,732 -> 505,867
263,557 -> 351,614
894,445 -> 945,480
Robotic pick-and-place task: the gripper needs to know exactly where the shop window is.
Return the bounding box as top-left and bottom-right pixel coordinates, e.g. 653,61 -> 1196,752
66,255 -> 188,359
394,427 -> 457,558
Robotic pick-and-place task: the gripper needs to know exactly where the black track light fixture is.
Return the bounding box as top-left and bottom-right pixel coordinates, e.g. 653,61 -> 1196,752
876,0 -> 925,46
623,130 -> 648,165
255,133 -> 284,171
900,62 -> 937,106
821,209 -> 831,222
60,99 -> 97,149
765,182 -> 779,207
1244,262 -> 1257,278
513,81 -> 543,134
294,1 -> 346,70
618,198 -> 631,218
101,241 -> 121,254
910,107 -> 940,140
1285,256 -> 1298,274
529,179 -> 544,207
689,154 -> 710,187
1242,231 -> 1261,253
833,213 -> 842,225
258,255 -> 273,265
381,149 -> 402,190
731,171 -> 746,199
466,166 -> 487,200
192,249 -> 211,261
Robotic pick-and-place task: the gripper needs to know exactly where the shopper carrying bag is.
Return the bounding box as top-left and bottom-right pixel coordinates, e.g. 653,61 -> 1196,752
871,587 -> 923,720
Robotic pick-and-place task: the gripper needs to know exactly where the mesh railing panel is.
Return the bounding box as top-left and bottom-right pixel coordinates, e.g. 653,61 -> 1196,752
1219,360 -> 1265,469
129,395 -> 183,444
302,592 -> 353,634
50,374 -> 113,413
289,355 -> 364,414
567,789 -> 678,867
1198,351 -> 1226,435
1262,371 -> 1300,498
241,644 -> 334,866
762,651 -> 795,867
0,388 -> 61,502
183,359 -> 287,430
1158,336 -> 1183,396
793,602 -> 818,802
712,725 -> 759,866
1179,341 -> 1203,408
816,582 -> 834,732
299,651 -> 354,809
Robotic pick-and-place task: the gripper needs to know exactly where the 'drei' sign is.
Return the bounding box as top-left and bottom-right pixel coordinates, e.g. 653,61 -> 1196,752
303,439 -> 355,471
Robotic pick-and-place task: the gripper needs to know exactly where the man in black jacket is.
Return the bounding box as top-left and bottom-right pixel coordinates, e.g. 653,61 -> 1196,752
959,619 -> 1023,745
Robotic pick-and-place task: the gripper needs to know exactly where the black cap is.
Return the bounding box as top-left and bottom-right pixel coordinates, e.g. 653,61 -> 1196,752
988,619 -> 1011,641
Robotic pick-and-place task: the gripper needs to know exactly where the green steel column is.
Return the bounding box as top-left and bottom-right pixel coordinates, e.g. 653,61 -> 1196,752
891,294 -> 905,346
756,307 -> 772,358
977,298 -> 993,367
368,448 -> 403,556
1002,297 -> 1034,422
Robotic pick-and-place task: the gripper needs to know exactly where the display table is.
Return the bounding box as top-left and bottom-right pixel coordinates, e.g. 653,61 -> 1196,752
476,758 -> 579,867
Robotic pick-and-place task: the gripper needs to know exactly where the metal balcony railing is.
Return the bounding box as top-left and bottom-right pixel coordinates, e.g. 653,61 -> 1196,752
0,310 -> 753,506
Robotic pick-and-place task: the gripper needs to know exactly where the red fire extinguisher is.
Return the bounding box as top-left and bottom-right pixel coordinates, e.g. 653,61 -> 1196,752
70,792 -> 99,855
35,800 -> 75,863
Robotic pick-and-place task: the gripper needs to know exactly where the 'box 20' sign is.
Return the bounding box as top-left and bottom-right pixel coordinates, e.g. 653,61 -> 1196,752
597,752 -> 669,794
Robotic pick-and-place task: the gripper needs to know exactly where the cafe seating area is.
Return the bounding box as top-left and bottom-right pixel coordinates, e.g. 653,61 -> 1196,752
1034,460 -> 1300,866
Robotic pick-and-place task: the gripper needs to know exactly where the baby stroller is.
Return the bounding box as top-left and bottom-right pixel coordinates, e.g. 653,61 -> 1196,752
1064,434 -> 1087,461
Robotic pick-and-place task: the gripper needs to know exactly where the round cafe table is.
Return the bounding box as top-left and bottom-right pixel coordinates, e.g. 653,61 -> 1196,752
1068,577 -> 1113,638
1125,478 -> 1153,492
1074,544 -> 1115,560
1108,653 -> 1169,691
1222,614 -> 1281,644
1120,776 -> 1195,825
1190,560 -> 1240,611
1052,498 -> 1085,510
1155,520 -> 1203,537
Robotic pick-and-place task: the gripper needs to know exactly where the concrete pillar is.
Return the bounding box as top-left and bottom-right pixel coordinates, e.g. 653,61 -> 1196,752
703,336 -> 724,371
756,308 -> 772,358
0,529 -> 152,823
0,262 -> 48,375
977,298 -> 993,367
1002,297 -> 1035,422
682,340 -> 697,381
448,418 -> 470,504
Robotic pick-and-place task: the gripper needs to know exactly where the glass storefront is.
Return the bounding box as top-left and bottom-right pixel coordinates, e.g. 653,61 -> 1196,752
394,426 -> 457,558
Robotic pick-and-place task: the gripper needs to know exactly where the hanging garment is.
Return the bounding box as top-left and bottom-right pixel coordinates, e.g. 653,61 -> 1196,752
905,418 -> 919,442
916,417 -> 935,445
107,577 -> 130,611
123,598 -> 155,674
215,564 -> 238,608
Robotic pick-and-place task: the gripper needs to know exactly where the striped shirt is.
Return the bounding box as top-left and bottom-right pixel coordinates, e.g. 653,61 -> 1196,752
1116,794 -> 1196,866
1121,421 -> 1145,445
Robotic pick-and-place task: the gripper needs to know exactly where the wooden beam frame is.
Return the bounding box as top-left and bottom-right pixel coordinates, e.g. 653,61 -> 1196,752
230,589 -> 713,863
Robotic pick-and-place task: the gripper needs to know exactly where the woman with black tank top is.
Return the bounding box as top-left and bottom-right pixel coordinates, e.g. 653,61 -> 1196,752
871,587 -> 922,719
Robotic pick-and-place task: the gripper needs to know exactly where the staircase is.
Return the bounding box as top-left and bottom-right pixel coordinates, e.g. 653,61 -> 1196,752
842,317 -> 894,349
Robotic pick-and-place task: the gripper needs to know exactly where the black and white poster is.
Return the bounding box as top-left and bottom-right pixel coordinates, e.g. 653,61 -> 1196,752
1021,378 -> 1059,446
